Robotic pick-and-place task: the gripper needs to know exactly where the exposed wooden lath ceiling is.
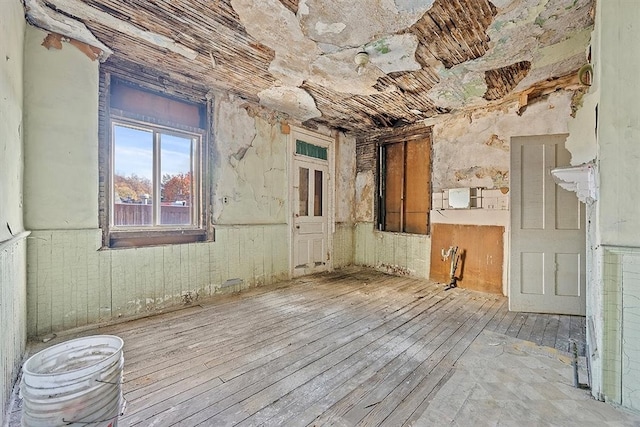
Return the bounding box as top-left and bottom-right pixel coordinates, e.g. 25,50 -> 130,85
484,61 -> 532,101
25,0 -> 594,136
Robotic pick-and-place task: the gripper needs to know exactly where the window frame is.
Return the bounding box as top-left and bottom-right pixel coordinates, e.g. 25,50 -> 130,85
99,72 -> 213,248
377,135 -> 432,235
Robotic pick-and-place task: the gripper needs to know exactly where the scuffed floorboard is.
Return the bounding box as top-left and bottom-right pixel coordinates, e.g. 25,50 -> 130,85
10,268 -> 599,425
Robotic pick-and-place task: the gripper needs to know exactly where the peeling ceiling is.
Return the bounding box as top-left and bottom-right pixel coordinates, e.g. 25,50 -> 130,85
24,0 -> 594,135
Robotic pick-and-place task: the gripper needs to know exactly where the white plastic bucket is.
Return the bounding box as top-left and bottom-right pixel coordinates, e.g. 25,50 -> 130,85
21,335 -> 125,427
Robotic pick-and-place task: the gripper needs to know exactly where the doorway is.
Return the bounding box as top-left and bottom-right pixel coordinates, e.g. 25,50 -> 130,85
290,128 -> 333,277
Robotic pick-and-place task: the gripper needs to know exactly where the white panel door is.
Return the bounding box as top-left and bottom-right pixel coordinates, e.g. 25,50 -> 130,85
293,157 -> 329,277
510,135 -> 586,315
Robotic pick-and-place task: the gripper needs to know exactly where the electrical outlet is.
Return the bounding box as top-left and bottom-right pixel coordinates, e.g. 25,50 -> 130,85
222,196 -> 229,204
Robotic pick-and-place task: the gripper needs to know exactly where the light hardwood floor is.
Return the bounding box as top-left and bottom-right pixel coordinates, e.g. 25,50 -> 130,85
11,268 -> 586,426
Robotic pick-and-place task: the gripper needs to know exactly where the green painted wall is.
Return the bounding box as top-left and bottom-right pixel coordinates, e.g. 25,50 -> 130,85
26,225 -> 290,337
598,3 -> 640,248
592,1 -> 640,411
23,26 -> 99,230
22,29 -> 294,337
333,223 -> 355,268
0,1 -> 27,423
355,223 -> 430,277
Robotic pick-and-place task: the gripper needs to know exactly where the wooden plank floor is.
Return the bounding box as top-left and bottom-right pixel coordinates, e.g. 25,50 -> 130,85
13,268 -> 586,426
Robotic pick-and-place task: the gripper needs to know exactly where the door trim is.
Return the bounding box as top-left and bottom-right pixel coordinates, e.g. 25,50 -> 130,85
288,127 -> 335,277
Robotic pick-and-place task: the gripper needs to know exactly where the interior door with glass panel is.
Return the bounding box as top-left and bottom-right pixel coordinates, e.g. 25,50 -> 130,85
293,156 -> 329,277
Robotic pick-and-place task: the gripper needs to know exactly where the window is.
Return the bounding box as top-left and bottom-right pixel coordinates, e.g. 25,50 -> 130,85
378,136 -> 431,234
101,76 -> 210,248
111,122 -> 200,227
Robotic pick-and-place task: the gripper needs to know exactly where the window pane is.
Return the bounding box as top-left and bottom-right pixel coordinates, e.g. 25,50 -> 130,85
296,140 -> 327,160
299,167 -> 309,216
314,170 -> 323,216
113,125 -> 153,226
160,133 -> 194,225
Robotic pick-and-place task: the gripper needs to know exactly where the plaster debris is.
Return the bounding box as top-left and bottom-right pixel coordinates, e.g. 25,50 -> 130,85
258,86 -> 322,122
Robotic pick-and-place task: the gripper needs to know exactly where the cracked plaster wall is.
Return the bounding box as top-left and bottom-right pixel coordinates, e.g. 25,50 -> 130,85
351,92 -> 576,284
334,131 -> 357,267
355,171 -> 375,223
335,132 -> 356,224
212,95 -> 288,225
432,90 -> 574,192
429,91 -> 575,294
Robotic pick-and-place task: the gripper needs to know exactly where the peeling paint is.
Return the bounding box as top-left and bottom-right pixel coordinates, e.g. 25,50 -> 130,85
298,0 -> 436,47
24,0 -> 113,60
427,67 -> 488,109
425,0 -> 592,110
365,34 -> 421,74
454,166 -> 509,188
530,28 -> 591,69
258,86 -> 321,121
232,0 -> 438,111
355,170 -> 375,222
214,95 -> 289,225
315,21 -> 346,35
232,0 -> 320,87
566,87 -> 597,164
310,49 -> 384,96
335,133 -> 357,223
485,134 -> 509,151
431,91 -> 574,190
